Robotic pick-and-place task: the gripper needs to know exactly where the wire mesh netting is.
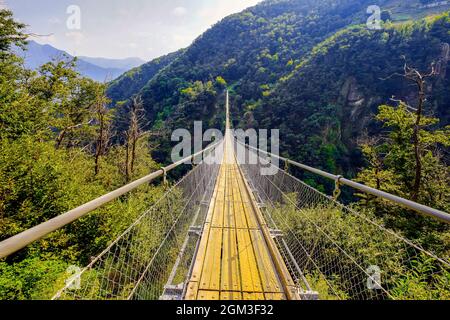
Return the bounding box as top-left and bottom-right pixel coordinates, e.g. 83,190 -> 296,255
53,144 -> 223,300
53,135 -> 449,301
236,141 -> 450,300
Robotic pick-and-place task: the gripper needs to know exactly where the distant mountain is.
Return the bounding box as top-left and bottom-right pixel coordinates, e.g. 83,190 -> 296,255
15,41 -> 145,82
78,56 -> 145,71
107,50 -> 183,104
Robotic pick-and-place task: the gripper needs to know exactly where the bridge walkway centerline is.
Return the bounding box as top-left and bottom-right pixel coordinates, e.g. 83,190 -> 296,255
185,93 -> 299,300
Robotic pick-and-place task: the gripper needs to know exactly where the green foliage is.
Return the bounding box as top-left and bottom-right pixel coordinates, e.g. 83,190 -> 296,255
1,3 -> 450,300
116,0 -> 393,162
0,257 -> 69,300
274,198 -> 450,300
390,255 -> 450,300
107,50 -> 183,105
254,11 -> 450,189
0,9 -> 26,55
0,9 -> 164,300
356,101 -> 450,254
215,76 -> 227,87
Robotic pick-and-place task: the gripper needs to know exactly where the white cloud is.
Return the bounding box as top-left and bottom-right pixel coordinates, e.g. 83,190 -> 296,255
118,42 -> 139,49
172,6 -> 187,17
198,0 -> 261,26
65,31 -> 85,45
171,31 -> 198,49
0,0 -> 8,10
48,17 -> 61,25
34,34 -> 57,45
13,0 -> 263,60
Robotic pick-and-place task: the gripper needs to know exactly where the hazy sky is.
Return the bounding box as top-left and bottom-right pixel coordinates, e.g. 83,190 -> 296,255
4,0 -> 262,61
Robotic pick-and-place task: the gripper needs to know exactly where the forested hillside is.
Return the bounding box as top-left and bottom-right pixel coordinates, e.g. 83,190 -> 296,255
107,0 -> 450,169
104,0 -> 449,257
106,50 -> 183,104
137,0 -> 384,149
0,10 -> 165,299
254,14 -> 450,177
0,0 -> 449,300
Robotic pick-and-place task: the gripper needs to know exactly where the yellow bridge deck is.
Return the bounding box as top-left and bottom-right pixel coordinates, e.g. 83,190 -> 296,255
185,130 -> 299,300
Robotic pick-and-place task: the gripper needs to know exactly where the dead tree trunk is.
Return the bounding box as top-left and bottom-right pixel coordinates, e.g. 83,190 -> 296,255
125,132 -> 131,182
94,112 -> 105,176
94,101 -> 111,176
124,96 -> 145,179
402,60 -> 436,201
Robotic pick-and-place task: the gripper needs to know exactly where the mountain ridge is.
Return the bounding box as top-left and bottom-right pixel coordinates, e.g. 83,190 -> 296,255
15,40 -> 144,82
77,56 -> 144,71
106,0 -> 450,174
254,13 -> 450,177
106,50 -> 184,104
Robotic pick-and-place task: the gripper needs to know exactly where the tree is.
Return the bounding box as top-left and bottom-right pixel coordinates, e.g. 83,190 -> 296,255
125,96 -> 146,181
32,59 -> 92,148
0,9 -> 26,56
356,62 -> 450,246
367,102 -> 450,205
92,84 -> 112,175
0,9 -> 165,300
400,60 -> 439,201
0,9 -> 40,141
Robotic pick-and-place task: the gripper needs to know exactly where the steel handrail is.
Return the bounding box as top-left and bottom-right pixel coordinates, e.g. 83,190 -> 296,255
236,139 -> 450,224
0,142 -> 222,259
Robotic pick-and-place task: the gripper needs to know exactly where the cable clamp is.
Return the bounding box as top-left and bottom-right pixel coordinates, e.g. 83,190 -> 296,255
333,175 -> 343,200
284,160 -> 290,173
161,167 -> 168,185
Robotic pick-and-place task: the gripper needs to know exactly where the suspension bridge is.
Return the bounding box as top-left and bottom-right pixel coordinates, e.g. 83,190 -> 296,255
0,92 -> 449,300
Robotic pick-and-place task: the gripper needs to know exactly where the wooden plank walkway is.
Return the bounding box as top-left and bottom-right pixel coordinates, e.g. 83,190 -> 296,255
185,126 -> 299,300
